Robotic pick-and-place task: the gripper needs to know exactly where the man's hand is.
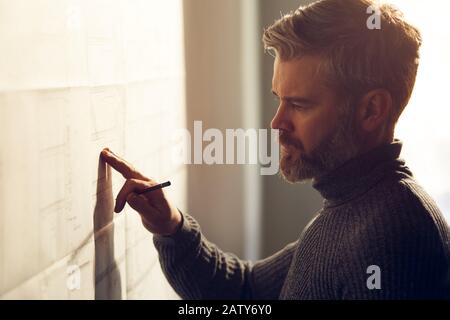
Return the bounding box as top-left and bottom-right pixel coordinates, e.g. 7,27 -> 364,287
100,148 -> 182,236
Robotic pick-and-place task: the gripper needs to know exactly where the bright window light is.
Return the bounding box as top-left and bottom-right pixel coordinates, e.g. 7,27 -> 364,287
387,0 -> 450,222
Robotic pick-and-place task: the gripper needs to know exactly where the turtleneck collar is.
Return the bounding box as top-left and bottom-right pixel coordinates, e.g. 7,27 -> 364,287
312,139 -> 413,208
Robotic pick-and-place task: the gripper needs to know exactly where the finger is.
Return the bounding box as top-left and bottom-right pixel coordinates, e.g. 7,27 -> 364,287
100,149 -> 135,179
101,148 -> 148,181
115,179 -> 151,213
126,193 -> 153,215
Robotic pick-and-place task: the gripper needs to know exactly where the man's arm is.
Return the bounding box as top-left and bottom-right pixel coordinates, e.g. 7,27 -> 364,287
100,148 -> 297,299
154,211 -> 297,299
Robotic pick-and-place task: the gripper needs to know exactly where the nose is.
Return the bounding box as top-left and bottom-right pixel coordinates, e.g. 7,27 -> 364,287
271,103 -> 292,132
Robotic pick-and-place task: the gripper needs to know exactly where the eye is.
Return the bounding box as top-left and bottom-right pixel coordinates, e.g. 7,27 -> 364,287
291,102 -> 306,110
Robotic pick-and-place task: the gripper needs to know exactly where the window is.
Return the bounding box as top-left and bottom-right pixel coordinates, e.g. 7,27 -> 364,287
390,0 -> 450,222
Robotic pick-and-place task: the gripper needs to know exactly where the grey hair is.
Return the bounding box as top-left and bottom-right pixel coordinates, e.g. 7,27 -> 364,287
263,0 -> 422,126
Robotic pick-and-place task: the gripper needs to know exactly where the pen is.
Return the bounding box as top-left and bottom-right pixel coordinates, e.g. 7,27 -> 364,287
137,181 -> 171,195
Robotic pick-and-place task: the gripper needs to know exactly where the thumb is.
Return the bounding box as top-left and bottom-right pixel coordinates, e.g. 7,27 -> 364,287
115,179 -> 150,213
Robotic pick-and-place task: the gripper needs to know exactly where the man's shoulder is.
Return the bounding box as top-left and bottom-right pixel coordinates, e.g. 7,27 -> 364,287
336,177 -> 450,299
357,175 -> 444,226
345,175 -> 449,253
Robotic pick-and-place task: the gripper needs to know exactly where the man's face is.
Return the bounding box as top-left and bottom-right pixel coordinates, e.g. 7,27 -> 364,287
271,55 -> 360,183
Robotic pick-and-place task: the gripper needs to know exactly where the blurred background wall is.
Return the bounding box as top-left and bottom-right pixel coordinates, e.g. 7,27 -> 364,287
183,0 -> 322,260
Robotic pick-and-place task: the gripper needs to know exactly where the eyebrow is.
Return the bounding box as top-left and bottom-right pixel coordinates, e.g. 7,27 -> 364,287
271,90 -> 316,105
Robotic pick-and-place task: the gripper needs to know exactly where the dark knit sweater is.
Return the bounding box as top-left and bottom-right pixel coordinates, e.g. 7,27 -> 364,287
153,140 -> 450,299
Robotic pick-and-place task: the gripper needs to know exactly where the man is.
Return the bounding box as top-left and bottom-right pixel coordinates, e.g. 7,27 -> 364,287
101,0 -> 450,299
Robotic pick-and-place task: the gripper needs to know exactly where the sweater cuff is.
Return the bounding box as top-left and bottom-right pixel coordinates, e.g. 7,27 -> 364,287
153,210 -> 201,250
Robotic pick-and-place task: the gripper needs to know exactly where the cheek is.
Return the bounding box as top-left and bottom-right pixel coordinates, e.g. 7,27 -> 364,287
291,111 -> 336,152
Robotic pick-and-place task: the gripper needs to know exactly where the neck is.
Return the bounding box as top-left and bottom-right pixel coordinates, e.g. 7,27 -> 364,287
358,127 -> 395,154
312,139 -> 412,207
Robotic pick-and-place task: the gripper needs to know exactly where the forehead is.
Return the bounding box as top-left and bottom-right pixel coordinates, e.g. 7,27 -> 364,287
272,55 -> 328,97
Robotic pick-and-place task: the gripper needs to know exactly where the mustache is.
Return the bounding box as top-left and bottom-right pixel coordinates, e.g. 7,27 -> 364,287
279,131 -> 304,150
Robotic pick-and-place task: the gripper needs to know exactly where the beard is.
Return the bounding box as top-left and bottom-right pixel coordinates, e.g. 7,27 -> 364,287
279,113 -> 360,183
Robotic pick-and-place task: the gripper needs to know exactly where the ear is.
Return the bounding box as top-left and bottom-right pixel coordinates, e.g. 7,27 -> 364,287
356,89 -> 393,133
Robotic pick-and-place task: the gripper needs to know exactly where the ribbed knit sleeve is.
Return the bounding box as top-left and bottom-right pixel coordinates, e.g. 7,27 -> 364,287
153,212 -> 297,299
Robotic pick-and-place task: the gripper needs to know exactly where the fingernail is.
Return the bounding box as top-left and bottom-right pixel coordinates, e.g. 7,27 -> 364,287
106,149 -> 117,157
